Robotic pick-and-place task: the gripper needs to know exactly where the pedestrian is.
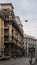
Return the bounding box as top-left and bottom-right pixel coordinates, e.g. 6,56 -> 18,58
29,57 -> 32,65
14,55 -> 16,59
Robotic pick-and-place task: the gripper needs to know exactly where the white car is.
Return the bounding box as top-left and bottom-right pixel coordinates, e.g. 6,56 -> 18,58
0,55 -> 6,60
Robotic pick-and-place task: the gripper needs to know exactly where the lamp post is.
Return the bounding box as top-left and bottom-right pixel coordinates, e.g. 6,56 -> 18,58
25,20 -> 28,22
25,20 -> 28,56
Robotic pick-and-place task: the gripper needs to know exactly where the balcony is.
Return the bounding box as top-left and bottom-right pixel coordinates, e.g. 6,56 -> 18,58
4,26 -> 9,29
4,33 -> 9,36
12,34 -> 18,41
4,36 -> 9,43
12,20 -> 24,37
17,42 -> 21,47
4,20 -> 9,30
4,17 -> 14,22
12,39 -> 16,44
4,40 -> 9,43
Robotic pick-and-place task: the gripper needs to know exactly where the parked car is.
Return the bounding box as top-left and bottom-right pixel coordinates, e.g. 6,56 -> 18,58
6,55 -> 10,60
0,55 -> 10,61
0,55 -> 6,61
0,56 -> 2,61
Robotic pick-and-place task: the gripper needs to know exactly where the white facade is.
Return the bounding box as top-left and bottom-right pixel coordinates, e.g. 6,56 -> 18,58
23,34 -> 36,55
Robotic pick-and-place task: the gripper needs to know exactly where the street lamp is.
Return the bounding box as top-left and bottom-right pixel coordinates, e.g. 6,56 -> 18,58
24,20 -> 28,56
25,20 -> 28,22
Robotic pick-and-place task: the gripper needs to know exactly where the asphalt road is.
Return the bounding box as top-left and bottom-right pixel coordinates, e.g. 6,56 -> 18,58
0,57 -> 30,65
0,57 -> 36,65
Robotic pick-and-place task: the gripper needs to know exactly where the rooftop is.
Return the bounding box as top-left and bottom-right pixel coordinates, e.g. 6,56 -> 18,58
0,3 -> 14,9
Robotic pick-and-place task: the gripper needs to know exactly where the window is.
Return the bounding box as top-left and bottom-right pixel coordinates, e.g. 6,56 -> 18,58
5,15 -> 9,19
3,9 -> 7,11
12,29 -> 14,33
4,21 -> 9,27
4,36 -> 8,41
4,29 -> 8,34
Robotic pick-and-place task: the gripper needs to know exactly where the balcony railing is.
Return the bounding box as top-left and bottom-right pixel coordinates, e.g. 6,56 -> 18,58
4,33 -> 9,36
4,17 -> 14,21
17,43 -> 21,47
4,26 -> 9,29
4,40 -> 9,43
12,35 -> 23,45
12,34 -> 17,40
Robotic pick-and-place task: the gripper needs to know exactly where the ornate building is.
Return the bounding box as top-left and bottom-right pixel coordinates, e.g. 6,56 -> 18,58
23,34 -> 36,56
0,3 -> 24,57
0,17 -> 4,56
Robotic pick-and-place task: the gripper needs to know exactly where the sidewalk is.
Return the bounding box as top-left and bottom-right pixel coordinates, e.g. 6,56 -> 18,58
26,57 -> 36,65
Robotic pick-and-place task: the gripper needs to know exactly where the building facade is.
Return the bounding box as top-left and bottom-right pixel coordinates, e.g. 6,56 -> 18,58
24,34 -> 36,56
15,16 -> 23,29
0,3 -> 24,57
0,17 -> 4,56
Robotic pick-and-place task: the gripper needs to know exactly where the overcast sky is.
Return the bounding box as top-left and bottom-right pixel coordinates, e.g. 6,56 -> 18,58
0,0 -> 37,38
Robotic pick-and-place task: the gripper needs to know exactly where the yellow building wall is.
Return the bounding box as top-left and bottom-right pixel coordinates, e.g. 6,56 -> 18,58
0,17 -> 4,55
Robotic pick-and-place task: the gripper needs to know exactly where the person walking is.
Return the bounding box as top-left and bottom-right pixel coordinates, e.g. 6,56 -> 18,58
29,57 -> 32,65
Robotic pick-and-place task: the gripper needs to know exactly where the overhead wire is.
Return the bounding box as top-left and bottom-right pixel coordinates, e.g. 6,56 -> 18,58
18,0 -> 25,14
14,0 -> 27,21
15,0 -> 24,16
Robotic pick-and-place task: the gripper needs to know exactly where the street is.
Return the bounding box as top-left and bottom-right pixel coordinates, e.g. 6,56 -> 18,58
0,57 -> 30,65
0,57 -> 36,65
32,61 -> 37,65
0,2 -> 37,65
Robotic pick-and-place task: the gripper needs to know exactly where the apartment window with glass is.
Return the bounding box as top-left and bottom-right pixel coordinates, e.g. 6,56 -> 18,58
12,29 -> 14,35
5,15 -> 9,19
4,29 -> 9,35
